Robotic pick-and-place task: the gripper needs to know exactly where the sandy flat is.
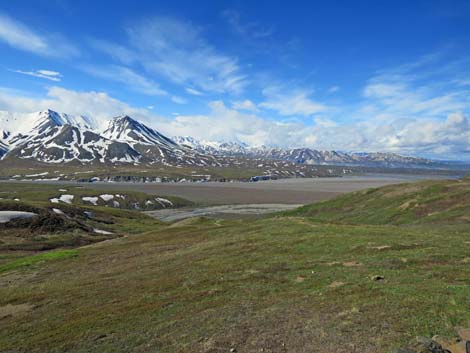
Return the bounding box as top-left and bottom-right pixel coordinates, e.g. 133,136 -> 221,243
2,174 -> 452,205
145,203 -> 303,222
84,174 -> 440,205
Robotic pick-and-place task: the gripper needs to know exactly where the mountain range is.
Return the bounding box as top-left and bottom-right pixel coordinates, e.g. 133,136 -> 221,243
0,109 -> 461,170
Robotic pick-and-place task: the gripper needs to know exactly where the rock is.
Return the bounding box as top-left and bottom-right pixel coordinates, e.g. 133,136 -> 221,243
431,335 -> 455,349
371,245 -> 392,250
369,275 -> 385,281
446,341 -> 469,353
326,261 -> 341,266
328,281 -> 346,288
456,327 -> 470,341
394,337 -> 451,353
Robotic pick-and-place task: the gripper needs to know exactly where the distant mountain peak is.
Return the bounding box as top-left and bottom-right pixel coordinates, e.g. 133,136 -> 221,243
0,109 -> 447,169
103,115 -> 177,148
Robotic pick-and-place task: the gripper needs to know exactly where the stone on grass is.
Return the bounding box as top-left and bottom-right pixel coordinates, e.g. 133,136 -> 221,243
394,337 -> 451,353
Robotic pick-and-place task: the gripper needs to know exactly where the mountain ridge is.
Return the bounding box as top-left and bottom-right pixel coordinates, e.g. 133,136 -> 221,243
0,109 -> 461,169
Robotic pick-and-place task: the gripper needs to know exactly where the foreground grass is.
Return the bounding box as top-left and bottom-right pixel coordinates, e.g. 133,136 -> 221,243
2,178 -> 470,352
1,214 -> 470,352
0,249 -> 77,273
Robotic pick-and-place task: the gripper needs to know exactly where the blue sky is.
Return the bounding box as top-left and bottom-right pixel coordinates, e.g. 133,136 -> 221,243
0,0 -> 469,159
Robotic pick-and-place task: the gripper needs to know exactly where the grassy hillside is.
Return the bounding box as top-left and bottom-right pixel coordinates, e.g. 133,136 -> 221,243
0,183 -> 192,266
1,179 -> 470,352
285,177 -> 470,225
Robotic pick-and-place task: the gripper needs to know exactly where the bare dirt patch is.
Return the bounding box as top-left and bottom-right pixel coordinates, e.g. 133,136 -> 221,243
0,303 -> 35,319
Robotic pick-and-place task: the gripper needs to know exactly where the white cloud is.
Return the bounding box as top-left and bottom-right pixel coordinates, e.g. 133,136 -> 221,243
0,86 -> 468,159
125,16 -> 248,94
81,65 -> 167,96
171,96 -> 187,104
260,88 -> 329,116
12,69 -> 63,82
162,100 -> 300,146
222,9 -> 273,39
328,85 -> 339,93
231,99 -> 258,112
185,87 -> 204,96
360,58 -> 470,121
0,13 -> 79,57
37,70 -> 61,77
0,86 -> 160,129
88,39 -> 136,64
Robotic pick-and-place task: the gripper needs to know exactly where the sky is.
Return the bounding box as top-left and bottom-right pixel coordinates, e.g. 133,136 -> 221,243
0,0 -> 469,160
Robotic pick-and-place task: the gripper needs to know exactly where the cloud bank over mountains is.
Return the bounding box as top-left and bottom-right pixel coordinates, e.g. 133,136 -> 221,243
0,85 -> 468,160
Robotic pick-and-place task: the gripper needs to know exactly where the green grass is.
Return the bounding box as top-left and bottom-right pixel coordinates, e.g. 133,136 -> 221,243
285,177 -> 470,225
0,182 -> 192,210
1,178 -> 470,352
0,183 -> 177,257
0,249 -> 78,273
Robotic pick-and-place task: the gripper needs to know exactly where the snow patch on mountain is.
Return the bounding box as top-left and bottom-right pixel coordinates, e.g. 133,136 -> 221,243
0,109 -> 441,169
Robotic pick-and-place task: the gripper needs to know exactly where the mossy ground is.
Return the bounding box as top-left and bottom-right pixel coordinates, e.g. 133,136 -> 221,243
1,179 -> 470,352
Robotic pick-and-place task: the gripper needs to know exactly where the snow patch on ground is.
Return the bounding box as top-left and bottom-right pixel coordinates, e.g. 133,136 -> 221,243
59,195 -> 74,204
82,196 -> 99,205
25,172 -> 48,177
50,194 -> 74,204
52,208 -> 65,215
155,198 -> 173,207
93,228 -> 113,235
100,194 -> 114,202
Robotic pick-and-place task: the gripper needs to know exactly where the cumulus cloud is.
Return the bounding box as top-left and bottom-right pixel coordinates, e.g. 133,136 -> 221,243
0,86 -> 468,159
11,69 -> 63,82
231,99 -> 258,112
0,86 -> 161,129
0,12 -> 79,57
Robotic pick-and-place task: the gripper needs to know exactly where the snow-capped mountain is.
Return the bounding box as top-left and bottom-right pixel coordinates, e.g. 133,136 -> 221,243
172,136 -> 437,168
173,136 -> 250,156
0,131 -> 8,157
103,116 -> 218,166
103,116 -> 177,147
0,109 -> 444,169
0,110 -> 218,166
6,125 -> 141,164
0,109 -> 96,136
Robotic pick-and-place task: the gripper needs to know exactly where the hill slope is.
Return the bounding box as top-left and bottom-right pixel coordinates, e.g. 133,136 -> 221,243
2,179 -> 470,352
285,177 -> 470,225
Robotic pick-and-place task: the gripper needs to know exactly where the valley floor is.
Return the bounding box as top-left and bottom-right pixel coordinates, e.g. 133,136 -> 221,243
16,173 -> 451,205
